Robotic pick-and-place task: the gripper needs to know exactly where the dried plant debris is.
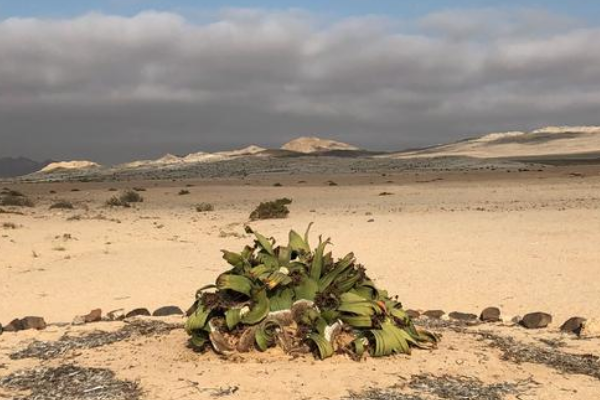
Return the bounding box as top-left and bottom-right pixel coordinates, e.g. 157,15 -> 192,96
343,374 -> 533,400
10,320 -> 179,360
0,365 -> 141,400
477,331 -> 600,380
408,374 -> 534,400
343,388 -> 426,400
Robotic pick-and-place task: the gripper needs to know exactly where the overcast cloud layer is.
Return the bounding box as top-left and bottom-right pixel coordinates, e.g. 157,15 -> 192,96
1,8 -> 600,163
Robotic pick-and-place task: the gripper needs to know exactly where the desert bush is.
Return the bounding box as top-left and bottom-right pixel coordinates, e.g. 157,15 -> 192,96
0,193 -> 34,207
178,189 -> 190,196
195,203 -> 214,212
1,189 -> 25,197
105,190 -> 143,207
50,200 -> 74,210
273,182 -> 283,187
327,180 -> 338,186
133,187 -> 146,192
105,196 -> 129,208
2,222 -> 17,229
120,190 -> 143,203
185,225 -> 437,359
249,198 -> 292,220
108,188 -> 118,192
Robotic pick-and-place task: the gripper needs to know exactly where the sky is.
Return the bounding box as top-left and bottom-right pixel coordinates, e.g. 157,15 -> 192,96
1,1 -> 600,163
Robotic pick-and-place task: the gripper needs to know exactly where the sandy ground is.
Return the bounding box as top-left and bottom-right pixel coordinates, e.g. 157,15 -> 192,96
1,166 -> 600,398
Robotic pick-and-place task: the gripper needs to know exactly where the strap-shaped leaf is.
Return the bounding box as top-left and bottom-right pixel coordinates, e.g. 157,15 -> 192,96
294,276 -> 318,301
185,306 -> 211,334
225,308 -> 242,330
308,333 -> 334,359
289,229 -> 310,254
254,231 -> 274,255
269,288 -> 294,312
310,236 -> 330,280
216,273 -> 253,296
255,320 -> 280,351
241,289 -> 270,324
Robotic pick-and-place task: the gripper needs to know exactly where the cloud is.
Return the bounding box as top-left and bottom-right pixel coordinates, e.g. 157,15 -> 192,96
0,9 -> 599,162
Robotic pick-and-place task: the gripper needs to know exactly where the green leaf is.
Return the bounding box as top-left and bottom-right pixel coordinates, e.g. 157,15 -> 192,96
340,315 -> 373,328
241,289 -> 270,324
310,236 -> 330,280
307,333 -> 334,360
221,250 -> 245,268
225,308 -> 242,330
289,229 -> 310,254
270,288 -> 294,312
216,273 -> 253,296
190,330 -> 209,349
185,306 -> 211,334
294,276 -> 319,301
262,271 -> 292,290
304,222 -> 313,248
318,252 -> 355,291
254,231 -> 274,255
255,321 -> 280,351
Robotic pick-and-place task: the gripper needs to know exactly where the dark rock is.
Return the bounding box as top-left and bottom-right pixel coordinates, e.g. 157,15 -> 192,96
480,307 -> 502,322
449,311 -> 478,321
521,312 -> 553,329
560,317 -> 586,335
152,306 -> 184,317
20,316 -> 47,330
83,309 -> 102,323
423,310 -> 445,319
4,319 -> 23,332
406,309 -> 421,319
125,308 -> 151,318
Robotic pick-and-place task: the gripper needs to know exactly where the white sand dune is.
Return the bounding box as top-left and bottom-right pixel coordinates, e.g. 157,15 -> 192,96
39,160 -> 100,173
386,126 -> 600,159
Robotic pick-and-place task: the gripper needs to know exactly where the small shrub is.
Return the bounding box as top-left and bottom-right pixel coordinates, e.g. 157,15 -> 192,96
105,190 -> 143,207
108,188 -> 118,192
71,188 -> 80,192
0,194 -> 34,207
50,200 -> 74,210
327,180 -> 338,186
378,192 -> 394,196
249,198 -> 292,220
1,189 -> 25,197
105,196 -> 129,208
178,189 -> 190,196
120,190 -> 143,203
195,203 -> 214,212
133,187 -> 146,192
273,182 -> 283,187
2,222 -> 17,229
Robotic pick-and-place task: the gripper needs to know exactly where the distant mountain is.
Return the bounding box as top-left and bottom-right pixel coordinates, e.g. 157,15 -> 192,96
384,126 -> 600,159
0,157 -> 53,178
281,136 -> 360,153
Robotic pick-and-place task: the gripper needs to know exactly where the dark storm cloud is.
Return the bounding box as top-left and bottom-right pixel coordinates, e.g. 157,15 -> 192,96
1,9 -> 600,163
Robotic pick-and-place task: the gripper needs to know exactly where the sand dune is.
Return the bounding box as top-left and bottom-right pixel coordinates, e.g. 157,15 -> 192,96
386,126 -> 600,159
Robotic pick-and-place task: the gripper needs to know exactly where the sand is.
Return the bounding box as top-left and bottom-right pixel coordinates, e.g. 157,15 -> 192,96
1,166 -> 600,399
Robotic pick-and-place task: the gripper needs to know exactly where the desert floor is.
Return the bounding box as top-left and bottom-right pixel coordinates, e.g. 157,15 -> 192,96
1,165 -> 600,399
